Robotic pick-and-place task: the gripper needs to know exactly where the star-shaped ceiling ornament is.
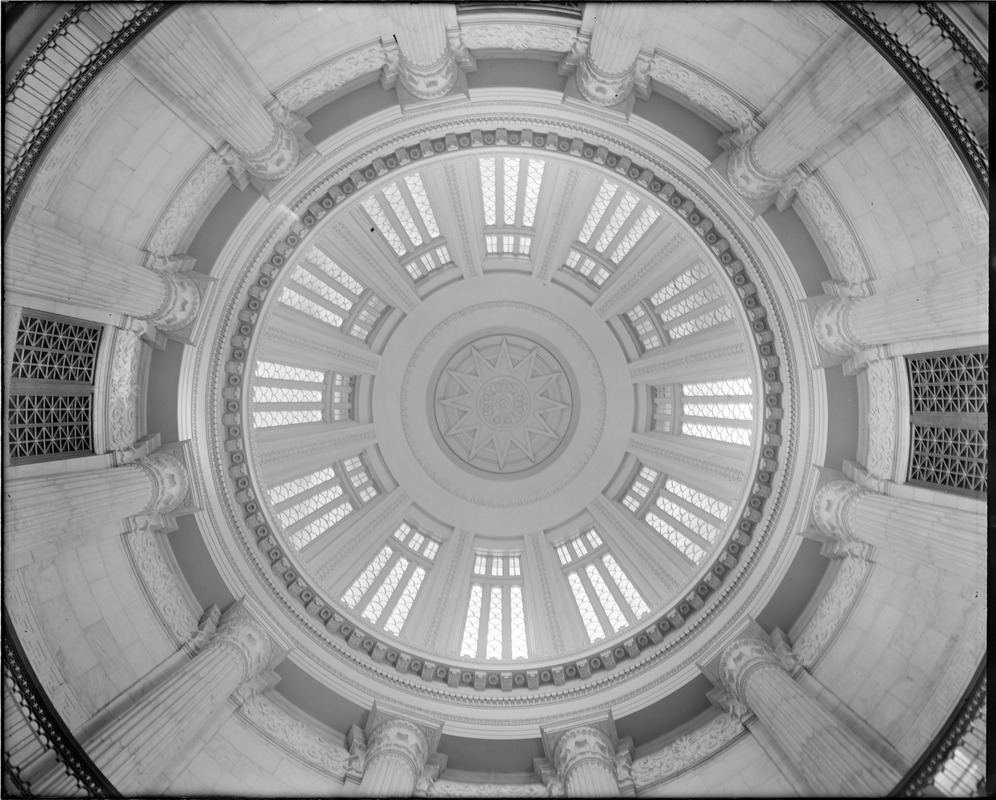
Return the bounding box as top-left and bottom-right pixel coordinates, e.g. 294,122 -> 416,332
439,339 -> 570,471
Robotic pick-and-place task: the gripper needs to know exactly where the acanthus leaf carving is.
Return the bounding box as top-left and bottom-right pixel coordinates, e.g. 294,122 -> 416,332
427,780 -> 549,797
863,358 -> 898,481
793,555 -> 870,668
459,23 -> 579,54
794,176 -> 871,286
106,326 -> 144,452
276,44 -> 389,113
146,153 -> 229,258
126,521 -> 199,643
647,54 -> 755,130
631,713 -> 744,787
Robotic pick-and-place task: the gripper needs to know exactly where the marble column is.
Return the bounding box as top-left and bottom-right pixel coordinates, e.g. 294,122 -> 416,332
553,725 -> 622,797
719,636 -> 900,795
4,449 -> 189,563
6,221 -> 200,332
387,4 -> 460,101
575,3 -> 650,108
357,716 -> 432,797
812,264 -> 987,357
133,7 -> 300,181
812,477 -> 985,580
33,602 -> 277,795
727,27 -> 905,199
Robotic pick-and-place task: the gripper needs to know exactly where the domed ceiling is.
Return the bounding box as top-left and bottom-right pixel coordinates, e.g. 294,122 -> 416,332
184,93 -> 824,738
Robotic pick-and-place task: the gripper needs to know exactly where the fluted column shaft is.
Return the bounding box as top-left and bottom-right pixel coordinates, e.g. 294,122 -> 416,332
814,265 -> 987,357
134,8 -> 298,180
388,4 -> 459,100
6,221 -> 200,331
554,726 -> 620,797
729,28 -> 904,197
719,637 -> 899,795
576,4 -> 649,107
33,604 -> 275,795
357,717 -> 429,797
812,478 -> 985,579
4,450 -> 189,561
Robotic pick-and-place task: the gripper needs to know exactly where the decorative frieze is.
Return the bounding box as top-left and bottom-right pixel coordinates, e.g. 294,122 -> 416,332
644,54 -> 754,130
792,553 -> 870,669
631,713 -> 744,788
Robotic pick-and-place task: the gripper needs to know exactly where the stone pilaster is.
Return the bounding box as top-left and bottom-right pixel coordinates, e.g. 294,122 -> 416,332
387,4 -> 467,104
32,601 -> 278,795
811,476 -> 985,581
811,264 -> 987,358
572,3 -> 650,111
727,27 -> 905,199
4,448 -> 190,565
132,7 -> 302,183
718,635 -> 900,795
355,707 -> 442,797
6,221 -> 201,332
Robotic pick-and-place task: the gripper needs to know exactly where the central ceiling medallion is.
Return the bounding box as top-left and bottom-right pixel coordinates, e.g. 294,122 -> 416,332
434,335 -> 572,474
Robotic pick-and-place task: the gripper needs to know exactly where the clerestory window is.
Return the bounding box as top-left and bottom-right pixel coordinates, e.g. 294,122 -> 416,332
557,529 -> 650,643
8,312 -> 103,463
460,553 -> 528,660
251,361 -> 359,429
650,378 -> 754,446
341,521 -> 439,637
479,156 -> 544,257
624,261 -> 734,352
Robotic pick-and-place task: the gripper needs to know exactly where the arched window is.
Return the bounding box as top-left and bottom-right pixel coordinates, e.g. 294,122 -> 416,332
557,529 -> 650,642
341,521 -> 438,637
8,312 -> 103,462
562,178 -> 662,289
479,156 -> 544,256
460,553 -> 528,660
624,261 -> 734,352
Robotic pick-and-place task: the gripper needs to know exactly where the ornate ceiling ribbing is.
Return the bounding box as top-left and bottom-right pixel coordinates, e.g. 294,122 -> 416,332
210,123 -> 792,699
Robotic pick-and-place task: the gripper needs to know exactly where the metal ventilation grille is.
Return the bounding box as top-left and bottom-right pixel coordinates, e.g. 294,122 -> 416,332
8,314 -> 101,462
907,351 -> 988,495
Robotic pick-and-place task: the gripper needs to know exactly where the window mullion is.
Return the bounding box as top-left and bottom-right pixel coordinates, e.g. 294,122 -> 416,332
586,190 -> 622,248
401,183 -> 432,245
502,585 -> 512,660
286,281 -> 352,319
577,567 -> 612,638
377,192 -> 415,253
299,260 -> 362,304
358,550 -> 400,612
653,502 -> 712,552
596,557 -> 636,624
478,584 -> 491,660
376,559 -> 416,626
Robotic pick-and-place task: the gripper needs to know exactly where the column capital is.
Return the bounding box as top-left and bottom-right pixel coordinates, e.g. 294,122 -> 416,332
812,296 -> 863,357
146,270 -> 202,332
209,601 -> 278,682
137,449 -> 191,514
553,725 -> 617,783
367,717 -> 431,777
811,477 -> 867,541
717,635 -> 782,704
726,138 -> 787,201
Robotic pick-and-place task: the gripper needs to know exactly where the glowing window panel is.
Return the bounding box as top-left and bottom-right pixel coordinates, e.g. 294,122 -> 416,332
502,234 -> 514,253
255,362 -> 324,383
280,287 -> 344,328
268,467 -> 337,506
510,585 -> 528,659
343,457 -> 362,472
557,544 -> 573,565
291,267 -> 353,313
383,565 -> 426,636
519,236 -> 532,256
363,556 -> 409,624
423,540 -> 438,561
585,563 -> 627,632
622,495 -> 641,513
565,250 -> 581,270
645,511 -> 706,562
683,378 -> 753,397
579,180 -> 616,243
253,409 -> 323,428
522,159 -> 544,227
602,554 -> 650,617
668,304 -> 735,339
382,182 -> 423,248
253,386 -> 322,405
404,173 -> 440,239
572,537 -> 588,558
649,262 -> 712,306
665,478 -> 731,521
508,555 -> 521,577
502,157 -> 520,225
474,554 -> 488,575
276,484 -> 343,528
485,586 -> 503,659
684,401 -> 754,421
682,421 -> 752,446
342,546 -> 392,608
306,247 -> 365,296
657,496 -> 720,544
587,529 -> 603,548
361,196 -> 407,256
359,485 -> 377,502
491,557 -> 503,577
611,206 -> 660,262
658,284 -> 724,323
461,584 -> 483,657
569,571 -> 605,642
595,190 -> 639,253
288,500 -> 353,549
407,531 -> 424,551
485,234 -> 499,253
479,158 -> 497,226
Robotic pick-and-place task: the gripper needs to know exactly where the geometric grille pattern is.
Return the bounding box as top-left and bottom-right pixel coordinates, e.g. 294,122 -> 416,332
907,350 -> 988,495
8,394 -> 92,460
12,315 -> 101,382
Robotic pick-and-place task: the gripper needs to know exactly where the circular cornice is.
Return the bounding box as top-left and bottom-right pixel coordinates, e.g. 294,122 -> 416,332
182,96 -> 824,733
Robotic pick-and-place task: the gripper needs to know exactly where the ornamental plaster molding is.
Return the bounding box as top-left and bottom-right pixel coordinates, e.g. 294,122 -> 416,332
792,554 -> 870,668
126,520 -> 200,643
329,219 -> 418,313
145,152 -> 229,257
276,43 -> 390,113
426,779 -> 548,797
525,533 -> 566,654
147,270 -> 202,332
535,166 -> 581,282
863,358 -> 899,481
812,296 -> 861,357
253,425 -> 376,470
105,324 -> 143,451
137,449 -> 190,514
238,693 -> 350,778
442,161 -> 482,278
258,318 -> 382,374
793,175 -> 871,286
628,342 -> 748,382
459,23 -> 580,54
810,478 -> 866,541
630,712 -> 744,788
423,532 -> 467,650
400,302 -> 605,507
626,434 -> 746,487
645,54 -> 755,131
